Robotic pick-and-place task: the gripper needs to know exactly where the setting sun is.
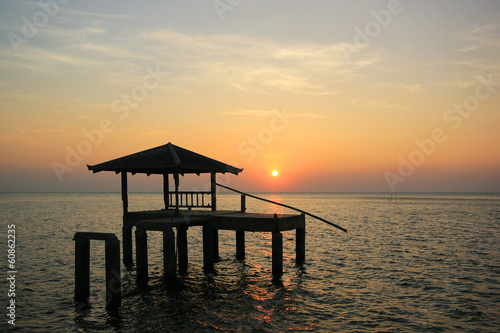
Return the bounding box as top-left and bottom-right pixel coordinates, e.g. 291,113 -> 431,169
272,170 -> 278,177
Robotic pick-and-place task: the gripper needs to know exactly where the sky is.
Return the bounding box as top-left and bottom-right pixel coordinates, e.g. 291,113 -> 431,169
0,0 -> 499,193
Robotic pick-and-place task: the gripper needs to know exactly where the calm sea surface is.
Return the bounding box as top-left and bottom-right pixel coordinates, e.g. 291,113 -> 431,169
1,192 -> 499,332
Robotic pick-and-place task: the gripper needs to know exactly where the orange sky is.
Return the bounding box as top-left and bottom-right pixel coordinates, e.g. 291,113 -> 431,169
0,1 -> 499,192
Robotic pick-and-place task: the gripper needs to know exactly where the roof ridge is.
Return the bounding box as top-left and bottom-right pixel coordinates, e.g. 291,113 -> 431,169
166,142 -> 181,166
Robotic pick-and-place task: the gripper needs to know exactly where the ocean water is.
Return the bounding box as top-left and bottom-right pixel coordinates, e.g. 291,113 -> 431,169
1,192 -> 499,332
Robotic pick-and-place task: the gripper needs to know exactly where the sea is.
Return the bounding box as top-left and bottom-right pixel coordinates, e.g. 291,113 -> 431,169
1,192 -> 499,332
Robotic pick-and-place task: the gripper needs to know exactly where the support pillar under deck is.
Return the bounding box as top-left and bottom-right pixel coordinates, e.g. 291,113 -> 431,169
272,230 -> 283,277
135,228 -> 148,284
236,230 -> 245,260
163,227 -> 177,280
123,219 -> 133,267
177,224 -> 188,272
203,224 -> 215,273
296,226 -> 305,266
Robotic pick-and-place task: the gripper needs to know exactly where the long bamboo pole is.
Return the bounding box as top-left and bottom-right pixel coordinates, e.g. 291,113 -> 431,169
216,183 -> 347,233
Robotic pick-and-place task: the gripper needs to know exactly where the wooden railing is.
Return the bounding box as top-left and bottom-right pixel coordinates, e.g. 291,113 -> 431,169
216,183 -> 347,232
168,191 -> 211,209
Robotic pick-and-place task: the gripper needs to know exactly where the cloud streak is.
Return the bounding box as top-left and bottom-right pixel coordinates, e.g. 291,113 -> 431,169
224,109 -> 327,118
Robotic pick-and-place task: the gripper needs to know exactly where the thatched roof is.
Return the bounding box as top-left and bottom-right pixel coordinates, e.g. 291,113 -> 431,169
87,142 -> 243,176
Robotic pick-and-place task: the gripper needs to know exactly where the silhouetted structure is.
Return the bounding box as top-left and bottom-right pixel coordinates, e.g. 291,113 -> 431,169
85,142 -> 306,282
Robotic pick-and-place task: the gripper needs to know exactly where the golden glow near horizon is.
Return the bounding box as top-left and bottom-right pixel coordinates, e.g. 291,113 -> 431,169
272,170 -> 279,177
0,1 -> 499,192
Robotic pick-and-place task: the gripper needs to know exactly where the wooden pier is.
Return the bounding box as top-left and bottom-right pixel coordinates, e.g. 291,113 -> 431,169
129,207 -> 306,282
78,142 -> 346,307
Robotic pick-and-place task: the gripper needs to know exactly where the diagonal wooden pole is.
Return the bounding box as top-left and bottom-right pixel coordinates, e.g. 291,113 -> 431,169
216,183 -> 347,233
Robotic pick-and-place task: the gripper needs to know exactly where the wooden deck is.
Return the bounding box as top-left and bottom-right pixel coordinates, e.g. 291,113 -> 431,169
133,209 -> 305,231
124,208 -> 306,281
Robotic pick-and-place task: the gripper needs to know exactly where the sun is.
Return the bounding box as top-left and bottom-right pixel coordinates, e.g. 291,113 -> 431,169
272,170 -> 279,177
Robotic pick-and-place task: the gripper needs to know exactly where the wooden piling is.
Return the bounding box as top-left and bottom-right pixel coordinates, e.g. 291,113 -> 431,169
122,220 -> 133,267
177,224 -> 188,272
213,229 -> 220,261
135,228 -> 148,284
272,230 -> 283,277
272,214 -> 283,277
74,238 -> 90,304
74,232 -> 121,309
202,224 -> 215,273
105,236 -> 121,309
236,230 -> 245,260
163,227 -> 176,279
296,227 -> 305,266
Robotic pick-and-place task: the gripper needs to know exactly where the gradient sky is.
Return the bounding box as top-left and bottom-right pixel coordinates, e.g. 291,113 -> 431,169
0,0 -> 499,193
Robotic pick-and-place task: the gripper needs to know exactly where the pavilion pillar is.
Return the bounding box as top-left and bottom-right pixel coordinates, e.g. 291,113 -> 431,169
210,172 -> 217,211
163,173 -> 169,210
121,171 -> 133,267
121,172 -> 128,214
174,173 -> 180,215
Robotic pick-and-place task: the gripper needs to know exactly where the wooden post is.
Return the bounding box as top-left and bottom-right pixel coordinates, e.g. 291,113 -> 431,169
296,227 -> 305,267
177,224 -> 188,272
236,230 -> 245,260
135,228 -> 148,284
202,224 -> 215,273
237,194 -> 246,260
213,229 -> 220,261
74,238 -> 90,304
122,217 -> 133,267
174,173 -> 180,215
121,172 -> 128,214
210,172 -> 216,211
272,214 -> 283,277
163,173 -> 169,209
272,231 -> 283,277
74,232 -> 121,309
163,227 -> 177,280
105,236 -> 121,309
240,194 -> 246,213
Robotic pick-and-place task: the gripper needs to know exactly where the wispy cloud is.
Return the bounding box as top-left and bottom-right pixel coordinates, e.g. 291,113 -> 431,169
350,99 -> 408,111
136,29 -> 378,95
456,22 -> 500,49
403,84 -> 423,94
224,109 -> 327,118
435,79 -> 479,89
